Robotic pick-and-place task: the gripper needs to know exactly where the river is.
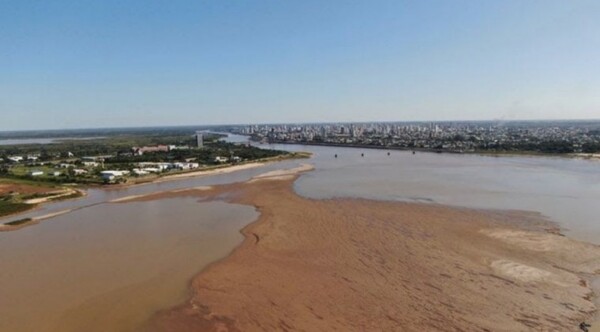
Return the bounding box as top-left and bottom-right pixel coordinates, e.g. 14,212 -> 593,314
0,133 -> 598,331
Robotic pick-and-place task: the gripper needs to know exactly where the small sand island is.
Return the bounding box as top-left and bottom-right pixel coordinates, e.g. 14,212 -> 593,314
113,164 -> 600,331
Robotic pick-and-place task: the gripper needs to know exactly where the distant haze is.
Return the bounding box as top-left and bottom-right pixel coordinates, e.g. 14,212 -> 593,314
1,0 -> 599,131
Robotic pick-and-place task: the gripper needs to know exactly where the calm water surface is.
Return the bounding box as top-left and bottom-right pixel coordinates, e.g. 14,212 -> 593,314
0,199 -> 257,332
265,142 -> 600,244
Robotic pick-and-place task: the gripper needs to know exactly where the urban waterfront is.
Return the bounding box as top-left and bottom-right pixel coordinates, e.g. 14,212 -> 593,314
233,120 -> 600,154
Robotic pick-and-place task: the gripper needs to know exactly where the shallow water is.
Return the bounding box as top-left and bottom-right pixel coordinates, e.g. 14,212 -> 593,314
0,199 -> 258,332
260,142 -> 600,244
0,159 -> 299,224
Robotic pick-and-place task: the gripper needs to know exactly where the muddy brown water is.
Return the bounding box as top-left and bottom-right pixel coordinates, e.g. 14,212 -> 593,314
0,198 -> 257,332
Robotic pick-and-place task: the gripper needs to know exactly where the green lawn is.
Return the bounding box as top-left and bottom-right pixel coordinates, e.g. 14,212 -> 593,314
0,176 -> 59,188
9,165 -> 59,178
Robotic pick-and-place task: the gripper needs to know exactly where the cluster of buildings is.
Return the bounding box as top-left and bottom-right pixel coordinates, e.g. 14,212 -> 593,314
129,132 -> 204,156
131,144 -> 194,156
0,131 -> 254,184
234,121 -> 600,153
130,161 -> 200,176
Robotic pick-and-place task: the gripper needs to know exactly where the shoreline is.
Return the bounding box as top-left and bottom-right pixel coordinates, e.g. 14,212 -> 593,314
144,168 -> 600,331
0,154 -> 309,230
0,187 -> 86,222
101,153 -> 309,189
260,139 -> 600,161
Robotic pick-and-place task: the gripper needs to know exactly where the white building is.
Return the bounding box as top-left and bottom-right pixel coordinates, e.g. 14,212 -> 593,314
8,156 -> 23,163
73,169 -> 88,175
82,161 -> 99,167
172,162 -> 200,170
132,168 -> 149,176
29,170 -> 44,176
138,162 -> 170,171
100,170 -> 128,181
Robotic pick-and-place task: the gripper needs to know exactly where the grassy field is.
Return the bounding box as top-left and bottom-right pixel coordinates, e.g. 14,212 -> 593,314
0,177 -> 60,189
0,178 -> 59,217
8,165 -> 67,182
0,200 -> 35,218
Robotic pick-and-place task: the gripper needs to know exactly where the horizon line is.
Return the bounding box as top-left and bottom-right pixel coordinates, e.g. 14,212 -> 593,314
2,118 -> 600,134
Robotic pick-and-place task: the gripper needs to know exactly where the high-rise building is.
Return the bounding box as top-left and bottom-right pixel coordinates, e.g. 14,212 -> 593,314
196,131 -> 203,148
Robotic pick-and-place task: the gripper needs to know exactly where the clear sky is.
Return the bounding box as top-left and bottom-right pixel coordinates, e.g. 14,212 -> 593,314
1,0 -> 599,130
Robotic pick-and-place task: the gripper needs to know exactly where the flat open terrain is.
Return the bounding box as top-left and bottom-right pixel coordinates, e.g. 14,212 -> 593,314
0,178 -> 57,196
0,179 -> 60,218
140,170 -> 600,331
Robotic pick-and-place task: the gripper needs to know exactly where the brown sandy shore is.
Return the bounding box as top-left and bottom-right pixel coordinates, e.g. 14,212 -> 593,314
124,168 -> 600,332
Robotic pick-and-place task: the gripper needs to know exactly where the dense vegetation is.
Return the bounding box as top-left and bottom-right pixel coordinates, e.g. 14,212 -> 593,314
107,141 -> 285,164
480,140 -> 599,154
0,133 -> 205,160
0,131 -> 292,185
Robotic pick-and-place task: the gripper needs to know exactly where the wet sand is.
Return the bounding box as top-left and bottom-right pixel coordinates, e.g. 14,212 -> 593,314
154,162 -> 266,181
144,171 -> 600,331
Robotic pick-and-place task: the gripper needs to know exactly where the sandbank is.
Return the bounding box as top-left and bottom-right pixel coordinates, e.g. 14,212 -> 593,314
143,171 -> 600,331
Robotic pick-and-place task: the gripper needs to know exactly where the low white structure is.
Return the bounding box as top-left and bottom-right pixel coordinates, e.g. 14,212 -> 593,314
100,170 -> 129,181
172,162 -> 200,170
132,168 -> 149,176
29,170 -> 44,176
214,156 -> 228,163
8,156 -> 23,163
82,161 -> 99,167
73,169 -> 88,175
138,162 -> 170,171
168,145 -> 190,151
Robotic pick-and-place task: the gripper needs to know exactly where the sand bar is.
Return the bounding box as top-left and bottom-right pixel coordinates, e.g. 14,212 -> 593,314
155,162 -> 266,182
141,174 -> 600,331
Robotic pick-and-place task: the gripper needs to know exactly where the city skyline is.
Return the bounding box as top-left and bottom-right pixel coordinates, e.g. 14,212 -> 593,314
2,118 -> 600,134
2,0 -> 599,131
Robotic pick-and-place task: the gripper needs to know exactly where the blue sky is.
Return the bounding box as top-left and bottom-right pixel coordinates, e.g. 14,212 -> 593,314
1,0 -> 599,130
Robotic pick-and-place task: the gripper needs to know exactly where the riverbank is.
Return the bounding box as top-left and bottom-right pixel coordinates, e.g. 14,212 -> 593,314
0,177 -> 85,220
94,152 -> 310,188
144,168 -> 600,331
0,152 -> 310,230
263,139 -> 600,161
